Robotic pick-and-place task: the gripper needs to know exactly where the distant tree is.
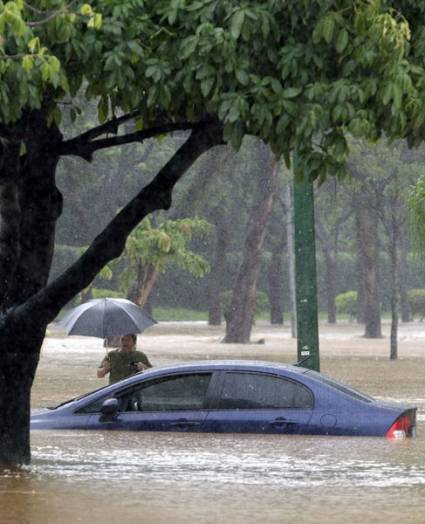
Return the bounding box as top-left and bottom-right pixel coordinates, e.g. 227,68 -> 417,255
315,179 -> 352,323
349,157 -> 382,338
350,140 -> 425,356
119,217 -> 211,307
224,143 -> 278,343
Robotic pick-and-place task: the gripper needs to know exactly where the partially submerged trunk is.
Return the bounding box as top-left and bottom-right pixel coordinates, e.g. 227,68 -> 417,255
0,110 -> 62,463
224,146 -> 277,343
0,113 -> 223,464
389,218 -> 400,360
354,196 -> 382,338
268,248 -> 284,325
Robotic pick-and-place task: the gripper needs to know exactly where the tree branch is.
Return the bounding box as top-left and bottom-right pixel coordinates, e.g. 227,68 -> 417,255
65,110 -> 142,145
14,120 -> 224,327
60,121 -> 197,161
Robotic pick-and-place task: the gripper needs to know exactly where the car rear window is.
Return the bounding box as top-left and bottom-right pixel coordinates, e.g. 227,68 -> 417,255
305,370 -> 374,403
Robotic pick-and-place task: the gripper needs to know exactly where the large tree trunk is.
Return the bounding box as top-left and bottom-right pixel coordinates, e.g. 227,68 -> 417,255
0,110 -> 62,463
224,146 -> 277,343
389,215 -> 400,360
136,264 -> 159,307
354,198 -> 382,338
265,191 -> 286,326
0,116 -> 223,465
268,248 -> 284,324
0,325 -> 44,464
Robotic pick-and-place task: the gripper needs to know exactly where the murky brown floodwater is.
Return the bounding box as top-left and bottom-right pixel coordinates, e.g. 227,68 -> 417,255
2,321 -> 425,523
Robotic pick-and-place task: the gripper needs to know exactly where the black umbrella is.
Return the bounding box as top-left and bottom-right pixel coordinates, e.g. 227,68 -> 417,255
57,298 -> 157,338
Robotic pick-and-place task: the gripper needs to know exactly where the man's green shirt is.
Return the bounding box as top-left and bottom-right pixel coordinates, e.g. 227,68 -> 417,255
100,349 -> 152,384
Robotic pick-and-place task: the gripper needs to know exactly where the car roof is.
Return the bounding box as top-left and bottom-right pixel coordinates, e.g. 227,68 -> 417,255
63,360 -> 309,408
138,360 -> 308,376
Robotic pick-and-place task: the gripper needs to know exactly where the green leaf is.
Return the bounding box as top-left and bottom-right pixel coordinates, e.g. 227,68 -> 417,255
22,55 -> 33,72
282,99 -> 298,116
382,83 -> 393,105
323,15 -> 335,44
201,77 -> 214,97
270,78 -> 282,94
180,36 -> 197,60
80,4 -> 93,16
312,19 -> 324,45
235,69 -> 249,86
28,37 -> 40,53
282,87 -> 302,99
41,63 -> 51,82
335,28 -> 349,53
230,10 -> 245,40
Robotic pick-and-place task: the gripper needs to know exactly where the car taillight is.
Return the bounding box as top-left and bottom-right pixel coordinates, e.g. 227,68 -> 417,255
386,412 -> 416,439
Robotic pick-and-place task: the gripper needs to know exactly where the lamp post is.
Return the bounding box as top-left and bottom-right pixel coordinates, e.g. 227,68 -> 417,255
293,168 -> 320,371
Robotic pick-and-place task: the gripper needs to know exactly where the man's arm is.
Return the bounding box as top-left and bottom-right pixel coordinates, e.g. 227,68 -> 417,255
134,352 -> 152,371
97,357 -> 111,378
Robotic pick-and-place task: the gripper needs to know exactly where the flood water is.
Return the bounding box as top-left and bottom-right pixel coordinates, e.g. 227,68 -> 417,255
2,321 -> 425,523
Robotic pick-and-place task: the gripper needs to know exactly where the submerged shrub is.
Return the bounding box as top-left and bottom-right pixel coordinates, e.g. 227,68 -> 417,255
335,291 -> 357,319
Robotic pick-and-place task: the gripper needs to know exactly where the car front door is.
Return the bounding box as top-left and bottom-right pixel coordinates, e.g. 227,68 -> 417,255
84,372 -> 215,432
204,371 -> 314,434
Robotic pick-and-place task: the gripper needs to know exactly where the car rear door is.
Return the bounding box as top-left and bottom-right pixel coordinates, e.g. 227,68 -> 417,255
85,372 -> 217,432
204,371 -> 314,434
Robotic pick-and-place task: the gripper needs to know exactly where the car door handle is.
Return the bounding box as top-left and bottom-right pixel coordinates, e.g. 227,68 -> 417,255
169,419 -> 201,429
270,417 -> 294,428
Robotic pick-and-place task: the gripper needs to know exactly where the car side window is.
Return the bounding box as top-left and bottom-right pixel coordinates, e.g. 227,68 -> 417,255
118,373 -> 212,412
218,372 -> 313,409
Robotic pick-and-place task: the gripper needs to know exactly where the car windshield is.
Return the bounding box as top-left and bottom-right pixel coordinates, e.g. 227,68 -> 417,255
305,370 -> 374,403
49,384 -> 111,409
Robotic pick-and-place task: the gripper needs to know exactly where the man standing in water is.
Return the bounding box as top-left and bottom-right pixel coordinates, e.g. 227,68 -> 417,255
97,333 -> 152,384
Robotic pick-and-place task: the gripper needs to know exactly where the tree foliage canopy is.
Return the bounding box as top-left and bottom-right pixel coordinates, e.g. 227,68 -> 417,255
2,0 -> 425,179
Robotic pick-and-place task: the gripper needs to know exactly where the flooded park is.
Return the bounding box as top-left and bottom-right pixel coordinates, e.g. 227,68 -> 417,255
1,320 -> 425,524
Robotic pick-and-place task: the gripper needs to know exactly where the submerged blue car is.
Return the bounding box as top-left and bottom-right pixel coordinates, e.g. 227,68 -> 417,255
31,361 -> 417,438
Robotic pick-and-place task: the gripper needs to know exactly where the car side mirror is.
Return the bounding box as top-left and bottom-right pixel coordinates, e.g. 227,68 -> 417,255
101,398 -> 118,415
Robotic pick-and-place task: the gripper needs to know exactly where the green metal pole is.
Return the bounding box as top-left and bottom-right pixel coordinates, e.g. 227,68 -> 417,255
293,164 -> 320,371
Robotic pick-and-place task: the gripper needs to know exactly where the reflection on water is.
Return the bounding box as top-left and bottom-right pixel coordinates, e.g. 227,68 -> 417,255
29,430 -> 425,488
3,325 -> 425,523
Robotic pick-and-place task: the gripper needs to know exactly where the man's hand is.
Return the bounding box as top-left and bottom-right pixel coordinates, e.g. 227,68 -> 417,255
97,358 -> 111,378
135,362 -> 148,371
103,360 -> 112,372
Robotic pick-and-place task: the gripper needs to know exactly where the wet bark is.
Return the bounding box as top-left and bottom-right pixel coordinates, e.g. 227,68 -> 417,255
264,194 -> 286,326
0,116 -> 223,464
136,264 -> 159,307
389,214 -> 400,360
315,201 -> 350,325
0,109 -> 62,463
353,198 -> 382,338
268,249 -> 284,324
0,323 -> 44,464
224,147 -> 277,343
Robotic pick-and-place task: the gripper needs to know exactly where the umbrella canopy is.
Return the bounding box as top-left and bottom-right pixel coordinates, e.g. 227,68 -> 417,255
57,298 -> 157,338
